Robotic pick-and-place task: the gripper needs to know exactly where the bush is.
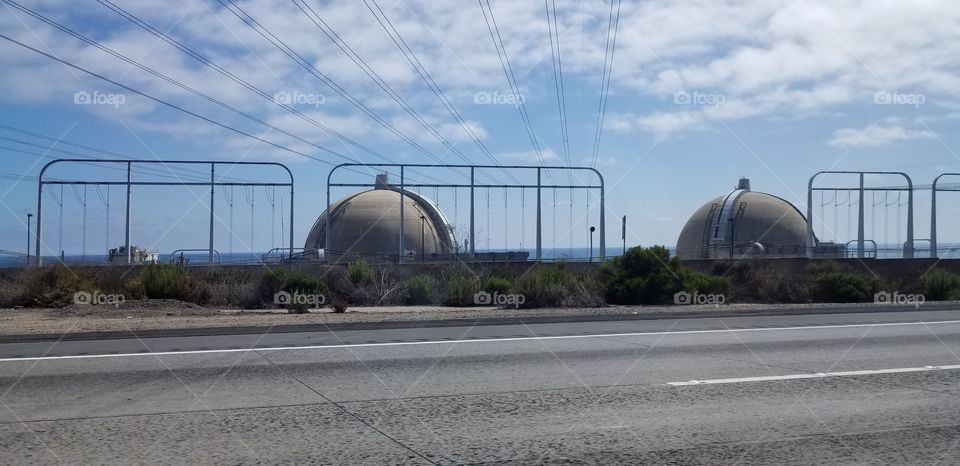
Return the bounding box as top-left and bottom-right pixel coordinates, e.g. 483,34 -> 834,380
680,269 -> 731,296
922,269 -> 960,301
599,246 -> 685,305
444,273 -> 480,306
330,299 -> 348,313
808,272 -> 878,303
134,264 -> 210,305
11,266 -> 97,307
484,276 -> 512,296
405,275 -> 438,305
348,258 -> 373,285
514,268 -> 568,308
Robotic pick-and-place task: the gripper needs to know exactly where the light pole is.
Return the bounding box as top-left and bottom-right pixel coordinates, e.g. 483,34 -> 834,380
26,213 -> 33,266
589,226 -> 596,263
419,215 -> 426,263
621,215 -> 626,256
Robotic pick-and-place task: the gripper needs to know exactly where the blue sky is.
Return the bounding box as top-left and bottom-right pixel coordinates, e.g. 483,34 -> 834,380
1,0 -> 959,257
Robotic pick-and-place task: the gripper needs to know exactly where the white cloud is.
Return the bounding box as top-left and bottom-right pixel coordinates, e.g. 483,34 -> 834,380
828,123 -> 936,148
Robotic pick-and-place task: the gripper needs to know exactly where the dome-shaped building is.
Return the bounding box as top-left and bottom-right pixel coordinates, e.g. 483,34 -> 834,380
676,178 -> 812,260
304,175 -> 456,263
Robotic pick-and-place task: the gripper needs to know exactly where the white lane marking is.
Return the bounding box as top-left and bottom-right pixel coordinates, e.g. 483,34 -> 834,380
2,319 -> 960,363
668,364 -> 960,386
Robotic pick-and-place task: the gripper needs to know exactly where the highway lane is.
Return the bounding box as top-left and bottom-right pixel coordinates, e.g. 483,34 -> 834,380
2,309 -> 960,464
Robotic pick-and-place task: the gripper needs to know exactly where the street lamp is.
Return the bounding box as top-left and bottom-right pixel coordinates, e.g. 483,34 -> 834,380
26,213 -> 33,266
589,225 -> 596,263
419,215 -> 426,263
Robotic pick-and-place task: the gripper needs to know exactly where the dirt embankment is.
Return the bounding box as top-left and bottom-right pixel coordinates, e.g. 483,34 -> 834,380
3,299 -> 955,337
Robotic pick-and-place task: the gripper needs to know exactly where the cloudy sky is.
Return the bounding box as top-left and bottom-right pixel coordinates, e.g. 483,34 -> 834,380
1,0 -> 959,257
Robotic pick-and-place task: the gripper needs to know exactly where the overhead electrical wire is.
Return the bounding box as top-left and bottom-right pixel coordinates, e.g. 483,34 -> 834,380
0,33 -> 394,182
294,0 -> 494,183
590,0 -> 622,168
95,0 -> 402,169
478,0 -> 554,183
544,0 -> 571,169
216,0 -> 464,180
358,0 -> 518,184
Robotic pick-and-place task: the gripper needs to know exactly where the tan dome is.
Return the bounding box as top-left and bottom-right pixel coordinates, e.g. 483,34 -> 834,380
676,183 -> 810,260
304,188 -> 455,263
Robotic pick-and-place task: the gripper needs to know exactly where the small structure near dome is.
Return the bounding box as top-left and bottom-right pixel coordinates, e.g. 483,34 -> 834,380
676,178 -> 816,260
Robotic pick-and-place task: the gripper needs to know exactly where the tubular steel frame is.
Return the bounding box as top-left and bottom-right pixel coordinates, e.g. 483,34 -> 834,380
326,163 -> 605,262
807,171 -> 914,259
932,173 -> 960,259
36,159 -> 293,265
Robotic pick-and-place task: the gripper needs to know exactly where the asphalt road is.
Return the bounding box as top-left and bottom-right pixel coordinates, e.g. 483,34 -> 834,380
3,308 -> 960,464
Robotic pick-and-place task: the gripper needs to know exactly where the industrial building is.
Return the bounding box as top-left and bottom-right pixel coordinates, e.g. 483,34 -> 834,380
303,174 -> 457,263
676,178 -> 814,260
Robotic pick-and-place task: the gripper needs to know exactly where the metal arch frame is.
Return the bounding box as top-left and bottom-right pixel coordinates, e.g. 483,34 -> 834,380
807,171 -> 914,259
36,159 -> 294,266
325,163 -> 605,262
931,173 -> 960,259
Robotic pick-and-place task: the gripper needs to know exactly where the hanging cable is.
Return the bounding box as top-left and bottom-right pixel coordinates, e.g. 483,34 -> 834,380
552,187 -> 557,257
96,184 -> 110,256
520,188 -> 525,250
72,185 -> 87,261
223,187 -> 234,256
503,187 -> 508,251
265,186 -> 276,250
591,0 -> 623,168
479,0 -> 554,183
243,186 -> 255,255
569,187 -> 574,257
49,185 -> 63,258
485,187 -> 491,251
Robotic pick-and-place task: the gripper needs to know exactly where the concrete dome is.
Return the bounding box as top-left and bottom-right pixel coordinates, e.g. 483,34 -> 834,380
676,179 -> 810,260
304,186 -> 456,263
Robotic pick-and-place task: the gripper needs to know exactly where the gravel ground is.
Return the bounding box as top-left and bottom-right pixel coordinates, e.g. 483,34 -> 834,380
2,300 -> 956,336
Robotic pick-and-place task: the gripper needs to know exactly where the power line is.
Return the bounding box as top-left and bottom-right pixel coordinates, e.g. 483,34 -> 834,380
2,0 -> 364,167
358,0 -> 518,184
0,123 -> 251,183
95,0 -> 400,168
544,0 -> 571,168
216,0 -> 464,177
294,0 -> 494,183
478,0 -> 554,183
590,0 -> 622,168
0,32 -> 397,183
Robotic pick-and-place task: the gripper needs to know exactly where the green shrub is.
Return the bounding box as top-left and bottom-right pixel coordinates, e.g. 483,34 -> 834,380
444,273 -> 480,306
514,268 -> 568,308
348,258 -> 373,285
808,272 -> 878,303
922,269 -> 960,301
680,269 -> 731,296
599,246 -> 685,305
135,264 -> 210,304
484,276 -> 512,296
405,275 -> 438,305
